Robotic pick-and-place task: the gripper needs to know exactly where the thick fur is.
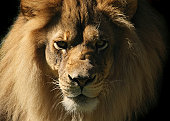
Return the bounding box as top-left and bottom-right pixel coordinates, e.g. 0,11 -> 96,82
0,0 -> 166,121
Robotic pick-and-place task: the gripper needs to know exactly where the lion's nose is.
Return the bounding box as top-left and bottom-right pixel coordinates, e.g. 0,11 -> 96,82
68,75 -> 96,89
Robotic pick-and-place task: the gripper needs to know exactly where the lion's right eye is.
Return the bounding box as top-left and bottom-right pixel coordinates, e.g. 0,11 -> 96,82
54,41 -> 68,49
95,40 -> 108,51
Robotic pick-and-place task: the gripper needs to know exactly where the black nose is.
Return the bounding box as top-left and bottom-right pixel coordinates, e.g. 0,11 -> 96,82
68,75 -> 96,88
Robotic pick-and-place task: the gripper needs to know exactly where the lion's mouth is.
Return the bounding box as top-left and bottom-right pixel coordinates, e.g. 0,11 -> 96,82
62,94 -> 99,112
70,94 -> 91,104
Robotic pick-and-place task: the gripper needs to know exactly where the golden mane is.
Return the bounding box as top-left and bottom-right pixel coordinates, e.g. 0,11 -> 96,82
0,0 -> 166,121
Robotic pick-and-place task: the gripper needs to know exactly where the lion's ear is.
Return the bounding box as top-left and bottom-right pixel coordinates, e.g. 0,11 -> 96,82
124,0 -> 137,19
113,0 -> 138,19
97,0 -> 137,19
20,0 -> 37,19
20,0 -> 62,19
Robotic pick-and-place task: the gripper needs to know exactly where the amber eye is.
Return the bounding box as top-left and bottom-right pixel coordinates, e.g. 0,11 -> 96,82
95,40 -> 108,51
54,41 -> 68,49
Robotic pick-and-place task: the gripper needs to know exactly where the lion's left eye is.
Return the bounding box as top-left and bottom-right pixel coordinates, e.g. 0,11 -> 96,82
95,40 -> 108,51
54,41 -> 68,50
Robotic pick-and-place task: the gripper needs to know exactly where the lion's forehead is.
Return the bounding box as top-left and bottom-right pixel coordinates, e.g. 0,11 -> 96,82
49,25 -> 100,43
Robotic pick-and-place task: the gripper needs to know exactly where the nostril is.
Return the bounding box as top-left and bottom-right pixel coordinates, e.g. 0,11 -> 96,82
68,74 -> 76,82
68,75 -> 96,88
86,75 -> 96,84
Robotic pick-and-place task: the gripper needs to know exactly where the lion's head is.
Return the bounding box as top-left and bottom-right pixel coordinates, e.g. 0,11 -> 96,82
0,0 -> 166,121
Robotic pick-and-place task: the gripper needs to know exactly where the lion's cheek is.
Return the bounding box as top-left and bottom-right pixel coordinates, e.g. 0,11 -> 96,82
82,83 -> 103,98
45,47 -> 58,70
59,83 -> 81,97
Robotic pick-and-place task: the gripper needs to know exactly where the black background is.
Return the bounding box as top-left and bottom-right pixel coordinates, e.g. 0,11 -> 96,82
0,0 -> 169,121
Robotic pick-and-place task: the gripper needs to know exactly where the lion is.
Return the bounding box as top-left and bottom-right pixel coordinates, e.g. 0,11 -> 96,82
0,0 -> 166,121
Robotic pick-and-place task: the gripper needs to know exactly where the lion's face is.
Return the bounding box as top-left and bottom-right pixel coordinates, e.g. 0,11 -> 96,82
45,11 -> 115,112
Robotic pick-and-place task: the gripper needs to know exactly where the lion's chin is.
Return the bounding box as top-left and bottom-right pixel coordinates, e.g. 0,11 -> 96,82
62,94 -> 99,113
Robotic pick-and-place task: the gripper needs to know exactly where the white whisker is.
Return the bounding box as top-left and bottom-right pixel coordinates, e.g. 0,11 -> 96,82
50,87 -> 60,92
45,74 -> 59,82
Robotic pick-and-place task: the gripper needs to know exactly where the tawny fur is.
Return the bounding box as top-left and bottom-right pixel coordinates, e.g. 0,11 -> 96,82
0,0 -> 166,121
